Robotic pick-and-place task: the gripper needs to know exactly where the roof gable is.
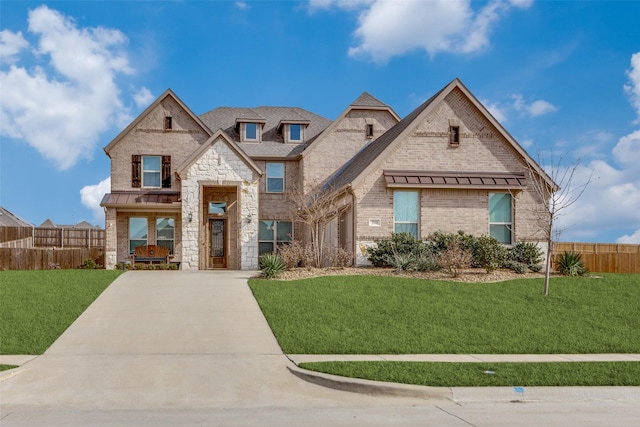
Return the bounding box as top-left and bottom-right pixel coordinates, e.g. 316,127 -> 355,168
301,91 -> 400,159
104,89 -> 212,155
176,129 -> 262,178
327,78 -> 556,191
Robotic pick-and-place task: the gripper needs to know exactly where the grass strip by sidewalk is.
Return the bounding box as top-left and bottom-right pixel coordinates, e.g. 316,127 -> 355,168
0,365 -> 18,372
0,270 -> 122,355
299,361 -> 640,387
249,274 -> 640,354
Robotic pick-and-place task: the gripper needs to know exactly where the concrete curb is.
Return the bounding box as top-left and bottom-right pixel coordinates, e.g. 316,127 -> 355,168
286,362 -> 452,401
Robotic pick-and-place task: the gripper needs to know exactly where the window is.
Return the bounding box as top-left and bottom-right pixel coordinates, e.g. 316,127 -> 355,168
366,124 -> 374,138
489,193 -> 512,244
258,220 -> 292,254
266,162 -> 284,193
164,116 -> 172,130
129,217 -> 148,253
288,124 -> 302,142
450,126 -> 460,145
142,155 -> 161,188
244,122 -> 258,141
208,202 -> 227,215
156,218 -> 175,254
394,191 -> 419,238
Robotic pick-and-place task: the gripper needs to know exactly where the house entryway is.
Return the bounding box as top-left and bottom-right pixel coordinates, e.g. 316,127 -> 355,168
209,218 -> 226,268
201,185 -> 238,269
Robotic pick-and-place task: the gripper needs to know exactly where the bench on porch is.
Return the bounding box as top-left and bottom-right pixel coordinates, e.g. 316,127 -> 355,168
131,245 -> 170,264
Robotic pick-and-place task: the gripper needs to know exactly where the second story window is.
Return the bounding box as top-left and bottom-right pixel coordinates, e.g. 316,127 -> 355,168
449,126 -> 460,146
132,155 -> 171,188
164,116 -> 172,130
142,156 -> 162,188
266,162 -> 284,193
244,123 -> 258,141
289,124 -> 302,142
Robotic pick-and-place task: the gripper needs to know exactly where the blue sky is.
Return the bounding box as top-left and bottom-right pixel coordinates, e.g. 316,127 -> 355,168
1,0 -> 639,243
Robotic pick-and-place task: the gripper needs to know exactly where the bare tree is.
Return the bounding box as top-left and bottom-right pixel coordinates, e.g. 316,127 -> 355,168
525,150 -> 593,296
288,182 -> 346,268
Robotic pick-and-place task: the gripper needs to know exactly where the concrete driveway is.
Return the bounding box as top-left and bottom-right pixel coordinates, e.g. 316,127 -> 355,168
0,271 -> 421,411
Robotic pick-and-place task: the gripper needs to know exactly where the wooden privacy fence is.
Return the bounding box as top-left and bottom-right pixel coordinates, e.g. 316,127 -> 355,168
0,247 -> 104,270
0,226 -> 105,249
553,242 -> 640,274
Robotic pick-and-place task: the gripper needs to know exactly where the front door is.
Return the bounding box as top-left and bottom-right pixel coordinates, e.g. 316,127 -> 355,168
209,218 -> 226,268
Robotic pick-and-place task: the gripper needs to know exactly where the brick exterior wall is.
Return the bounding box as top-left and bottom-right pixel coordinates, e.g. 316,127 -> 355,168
302,109 -> 399,189
353,88 -> 548,265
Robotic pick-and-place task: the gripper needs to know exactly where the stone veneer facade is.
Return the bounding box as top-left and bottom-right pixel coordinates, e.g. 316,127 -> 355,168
180,138 -> 259,270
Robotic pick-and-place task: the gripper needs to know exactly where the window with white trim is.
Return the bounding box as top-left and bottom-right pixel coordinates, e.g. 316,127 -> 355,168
156,217 -> 175,254
142,155 -> 162,188
129,217 -> 148,253
243,122 -> 259,141
258,221 -> 293,254
489,193 -> 513,244
266,162 -> 284,193
288,124 -> 302,142
394,191 -> 419,238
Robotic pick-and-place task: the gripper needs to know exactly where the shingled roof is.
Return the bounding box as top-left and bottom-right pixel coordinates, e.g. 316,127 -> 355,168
199,106 -> 331,158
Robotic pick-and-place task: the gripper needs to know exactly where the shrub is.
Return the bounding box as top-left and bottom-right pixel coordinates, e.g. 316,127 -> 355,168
278,241 -> 314,269
328,247 -> 354,268
528,263 -> 543,273
168,263 -> 179,270
556,251 -> 588,276
391,251 -> 416,272
367,233 -> 432,268
509,242 -> 543,266
471,235 -> 508,273
505,260 -> 528,274
436,239 -> 472,277
414,252 -> 441,272
259,253 -> 286,279
78,258 -> 96,269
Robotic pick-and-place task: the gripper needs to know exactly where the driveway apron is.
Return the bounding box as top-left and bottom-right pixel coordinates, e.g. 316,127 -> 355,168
0,271 -> 394,410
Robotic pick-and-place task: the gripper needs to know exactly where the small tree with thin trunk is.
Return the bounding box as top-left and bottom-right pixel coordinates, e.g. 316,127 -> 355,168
288,182 -> 345,268
524,151 -> 592,296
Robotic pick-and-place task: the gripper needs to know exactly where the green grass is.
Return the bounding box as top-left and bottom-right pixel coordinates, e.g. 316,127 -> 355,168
249,274 -> 640,354
0,364 -> 18,371
299,361 -> 640,387
0,270 -> 121,354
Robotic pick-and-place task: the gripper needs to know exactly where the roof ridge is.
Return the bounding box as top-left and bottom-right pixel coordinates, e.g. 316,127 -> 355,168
350,91 -> 390,108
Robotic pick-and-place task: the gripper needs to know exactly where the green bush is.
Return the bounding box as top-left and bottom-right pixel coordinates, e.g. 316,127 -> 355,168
367,233 -> 432,268
504,260 -> 528,274
471,235 -> 508,272
79,258 -> 96,269
509,242 -> 543,266
259,253 -> 287,279
556,251 -> 588,276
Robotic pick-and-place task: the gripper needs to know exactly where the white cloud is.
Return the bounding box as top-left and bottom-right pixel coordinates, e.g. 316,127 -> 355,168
624,51 -> 640,123
482,99 -> 508,123
0,5 -> 135,170
0,29 -> 28,63
324,0 -> 532,62
80,177 -> 110,226
510,94 -> 557,117
132,86 -> 154,108
235,2 -> 250,10
617,229 -> 640,244
612,129 -> 640,169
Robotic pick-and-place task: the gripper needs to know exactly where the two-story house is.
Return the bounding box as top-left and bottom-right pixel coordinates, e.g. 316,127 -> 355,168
101,78 -> 555,270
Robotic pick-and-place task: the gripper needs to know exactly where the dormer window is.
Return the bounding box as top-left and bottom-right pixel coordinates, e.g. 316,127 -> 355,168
289,124 -> 302,142
244,123 -> 258,141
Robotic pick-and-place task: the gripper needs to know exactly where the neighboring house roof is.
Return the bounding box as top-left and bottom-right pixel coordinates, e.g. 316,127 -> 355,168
101,191 -> 181,208
327,78 -> 557,192
103,89 -> 213,155
301,91 -> 400,160
199,106 -> 332,158
0,206 -> 33,227
40,219 -> 57,228
383,171 -> 528,190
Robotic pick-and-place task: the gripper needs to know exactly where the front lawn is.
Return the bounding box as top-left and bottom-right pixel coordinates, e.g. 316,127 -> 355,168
249,274 -> 640,354
0,270 -> 121,354
298,361 -> 640,387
